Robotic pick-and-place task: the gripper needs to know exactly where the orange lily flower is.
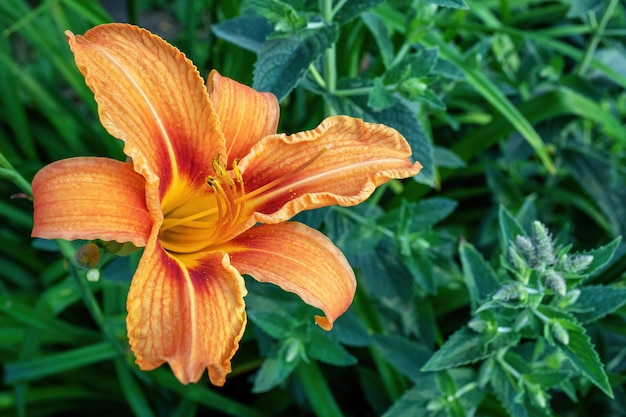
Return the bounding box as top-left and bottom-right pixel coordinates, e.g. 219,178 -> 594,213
31,23 -> 422,386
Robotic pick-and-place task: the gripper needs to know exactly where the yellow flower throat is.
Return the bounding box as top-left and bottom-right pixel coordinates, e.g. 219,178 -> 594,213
158,147 -> 330,255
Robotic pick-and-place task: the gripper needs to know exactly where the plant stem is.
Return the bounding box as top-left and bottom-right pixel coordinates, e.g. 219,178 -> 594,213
295,360 -> 344,417
321,0 -> 337,116
57,240 -> 126,358
576,0 -> 618,76
0,152 -> 32,196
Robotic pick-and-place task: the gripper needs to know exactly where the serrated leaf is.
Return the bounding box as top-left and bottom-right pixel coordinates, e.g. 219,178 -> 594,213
425,0 -> 469,9
368,77 -> 395,110
333,0 -> 385,22
434,145 -> 466,169
498,204 -> 526,251
414,88 -> 446,110
567,285 -> 626,323
401,252 -> 436,294
552,318 -> 613,397
575,236 -> 621,278
382,373 -> 438,417
211,16 -> 273,52
380,197 -> 458,232
247,0 -> 306,31
331,310 -> 373,347
253,24 -> 338,101
252,345 -> 299,393
460,242 -> 501,310
374,334 -> 431,382
435,371 -> 472,417
422,327 -> 520,372
248,310 -> 297,339
307,328 -> 357,366
361,12 -> 394,69
490,362 -> 554,417
384,48 -> 438,85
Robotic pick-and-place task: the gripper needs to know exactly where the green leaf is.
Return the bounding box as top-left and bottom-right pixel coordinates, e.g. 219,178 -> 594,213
566,285 -> 626,323
422,327 -> 520,372
383,48 -> 438,85
248,310 -> 297,339
211,16 -> 273,52
401,252 -> 436,294
423,33 -> 555,173
333,0 -> 385,22
361,12 -> 394,69
380,198 -> 457,233
381,373 -> 437,416
434,146 -> 466,169
252,344 -> 300,393
425,0 -> 469,9
331,310 -> 373,347
149,369 -> 263,417
551,318 -> 613,397
460,242 -> 501,310
4,342 -> 118,384
368,77 -> 395,110
498,204 -> 526,250
490,361 -> 554,417
574,237 -> 621,279
253,24 -> 338,101
247,0 -> 307,31
307,328 -> 357,366
567,0 -> 604,17
114,357 -> 155,417
374,334 -> 432,382
562,143 -> 626,236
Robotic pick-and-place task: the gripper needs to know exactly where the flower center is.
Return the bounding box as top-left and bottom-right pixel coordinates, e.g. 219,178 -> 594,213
158,156 -> 246,255
158,145 -> 330,255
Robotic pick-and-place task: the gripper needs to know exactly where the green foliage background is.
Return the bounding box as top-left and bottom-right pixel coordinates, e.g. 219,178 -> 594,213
1,0 -> 626,416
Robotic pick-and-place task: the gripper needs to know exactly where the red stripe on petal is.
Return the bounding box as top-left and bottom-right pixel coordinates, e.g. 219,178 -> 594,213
127,238 -> 247,385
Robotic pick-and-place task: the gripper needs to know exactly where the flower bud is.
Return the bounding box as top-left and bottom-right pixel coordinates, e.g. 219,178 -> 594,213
493,283 -> 523,302
564,254 -> 594,274
550,320 -> 570,345
531,221 -> 555,267
75,242 -> 101,268
515,235 -> 535,266
545,269 -> 566,296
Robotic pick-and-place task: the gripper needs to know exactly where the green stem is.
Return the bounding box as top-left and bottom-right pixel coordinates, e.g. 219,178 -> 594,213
0,152 -> 32,196
127,0 -> 138,25
576,0 -> 618,76
321,0 -> 337,116
295,360 -> 344,417
57,240 -> 126,358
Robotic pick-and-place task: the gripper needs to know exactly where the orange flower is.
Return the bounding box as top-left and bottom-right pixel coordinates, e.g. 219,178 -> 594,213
31,24 -> 421,385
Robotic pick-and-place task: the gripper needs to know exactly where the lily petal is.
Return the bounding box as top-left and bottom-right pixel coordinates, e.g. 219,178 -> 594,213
238,116 -> 422,223
31,157 -> 151,247
224,222 -> 356,330
127,238 -> 247,385
66,23 -> 225,200
207,70 -> 279,162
